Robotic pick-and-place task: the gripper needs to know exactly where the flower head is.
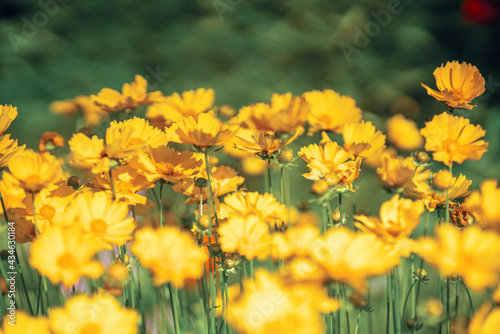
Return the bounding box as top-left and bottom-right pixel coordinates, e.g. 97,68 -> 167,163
50,95 -> 109,127
465,180 -> 500,232
343,121 -> 386,158
0,104 -> 18,136
0,134 -> 25,169
376,154 -> 421,190
386,114 -> 423,151
0,310 -> 51,334
233,128 -> 302,156
469,304 -> 500,334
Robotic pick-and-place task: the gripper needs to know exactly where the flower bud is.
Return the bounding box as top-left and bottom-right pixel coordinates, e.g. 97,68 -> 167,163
415,151 -> 430,164
323,173 -> 340,186
208,243 -> 222,257
67,176 -> 81,190
278,148 -> 293,163
331,210 -> 341,223
198,215 -> 212,229
312,179 -> 329,195
432,170 -> 453,190
413,268 -> 427,280
194,177 -> 208,188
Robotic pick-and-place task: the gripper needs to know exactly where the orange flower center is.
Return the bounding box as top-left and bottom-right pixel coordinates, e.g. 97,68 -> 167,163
39,204 -> 56,221
24,175 -> 43,192
443,139 -> 460,154
80,323 -> 102,334
452,90 -> 464,102
156,162 -> 176,176
90,218 -> 108,234
56,252 -> 78,270
127,137 -> 143,146
116,180 -> 134,195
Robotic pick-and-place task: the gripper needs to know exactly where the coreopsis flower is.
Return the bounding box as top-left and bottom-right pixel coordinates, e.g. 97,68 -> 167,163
233,128 -> 302,157
386,114 -> 423,151
223,136 -> 268,175
420,112 -> 488,167
404,171 -> 471,211
0,104 -> 18,136
49,294 -> 139,334
312,228 -> 401,292
272,225 -> 321,260
354,194 -> 424,256
376,154 -> 420,190
417,225 -> 500,292
0,171 -> 26,217
421,61 -> 485,110
129,145 -> 202,184
238,93 -> 309,133
131,226 -> 206,287
303,89 -> 362,135
63,192 -> 136,249
7,149 -> 63,193
468,304 -> 500,334
50,95 -> 109,127
0,310 -> 51,334
146,88 -> 215,127
0,134 -> 25,169
226,269 -> 339,334
343,121 -> 386,158
465,180 -> 500,232
218,216 -> 272,260
92,74 -> 163,112
29,226 -> 105,286
38,132 -> 64,153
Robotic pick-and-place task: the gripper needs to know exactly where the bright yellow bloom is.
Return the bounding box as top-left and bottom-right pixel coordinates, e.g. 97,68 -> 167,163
92,75 -> 163,112
131,226 -> 206,287
303,89 -> 362,135
468,304 -> 500,334
233,128 -> 302,156
465,180 -> 500,232
376,155 -> 420,190
64,192 -> 136,249
404,171 -> 471,211
226,269 -> 339,334
218,216 -> 272,260
0,310 -> 51,334
0,134 -> 25,169
418,225 -> 500,292
421,61 -> 485,110
272,225 -> 321,260
0,170 -> 26,217
49,293 -> 139,334
386,114 -> 423,151
146,88 -> 215,127
7,150 -> 63,193
29,226 -> 104,287
420,112 -> 488,167
50,95 -> 109,127
0,104 -> 18,136
166,110 -> 239,149
343,121 -> 386,158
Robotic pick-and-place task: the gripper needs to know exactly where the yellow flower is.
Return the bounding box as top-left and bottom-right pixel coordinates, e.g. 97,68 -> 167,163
386,114 -> 423,151
50,95 -> 109,127
468,304 -> 500,334
0,134 -> 25,169
465,180 -> 500,232
233,128 -> 302,156
129,145 -> 202,184
404,171 -> 471,211
376,154 -> 420,190
0,170 -> 26,217
29,226 -> 104,287
421,61 -> 485,110
218,216 -> 272,260
131,226 -> 206,287
272,225 -> 321,260
68,134 -> 106,173
146,88 -> 215,127
417,225 -> 500,292
64,192 -> 136,249
0,104 -> 18,136
49,293 -> 139,334
166,110 -> 239,149
303,89 -> 362,135
343,121 -> 386,158
420,112 -> 488,167
92,75 -> 163,112
0,310 -> 51,334
7,149 -> 63,193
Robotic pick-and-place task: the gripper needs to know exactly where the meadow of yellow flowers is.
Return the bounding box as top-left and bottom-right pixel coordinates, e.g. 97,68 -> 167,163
0,60 -> 499,333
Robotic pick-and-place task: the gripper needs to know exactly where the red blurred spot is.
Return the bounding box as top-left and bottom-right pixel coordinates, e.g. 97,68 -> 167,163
461,0 -> 500,24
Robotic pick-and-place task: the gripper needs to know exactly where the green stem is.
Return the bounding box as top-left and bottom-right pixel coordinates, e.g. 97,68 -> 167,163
267,159 -> 273,196
168,283 -> 181,334
32,195 -> 48,313
386,274 -> 392,334
204,152 -> 219,228
338,193 -> 343,225
109,169 -> 116,200
402,281 -> 417,325
412,211 -> 430,334
159,182 -> 164,228
392,268 -> 401,334
455,277 -> 460,318
462,280 -> 474,315
341,284 -> 351,334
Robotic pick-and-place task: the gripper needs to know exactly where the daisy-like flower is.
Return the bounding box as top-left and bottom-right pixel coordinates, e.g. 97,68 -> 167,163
63,192 -> 136,249
465,180 -> 500,232
49,293 -> 139,334
166,110 -> 239,149
146,88 -> 215,127
0,104 -> 18,136
303,89 -> 362,135
272,225 -> 321,261
421,61 -> 485,110
0,170 -> 26,217
0,310 -> 51,334
233,128 -> 302,157
50,95 -> 109,127
0,134 -> 25,169
131,226 -> 206,287
420,112 -> 488,167
343,121 -> 386,158
91,75 -> 163,112
29,226 -> 105,287
376,154 -> 423,190
468,304 -> 500,334
417,225 -> 500,292
404,171 -> 471,211
386,114 -> 423,151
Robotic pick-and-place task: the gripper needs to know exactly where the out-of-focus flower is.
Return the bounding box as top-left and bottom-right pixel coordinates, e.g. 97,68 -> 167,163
465,180 -> 500,232
0,310 -> 51,334
343,121 -> 386,158
386,114 -> 423,151
131,226 -> 206,287
30,226 -> 104,287
272,225 -> 321,261
468,304 -> 500,334
50,96 -> 109,127
0,171 -> 26,217
92,75 -> 163,112
38,132 -> 64,153
421,61 -> 485,110
303,89 -> 362,135
0,134 -> 25,169
49,293 -> 139,334
420,112 -> 488,167
418,225 -> 500,292
0,104 -> 18,136
233,128 -> 302,157
376,154 -> 421,190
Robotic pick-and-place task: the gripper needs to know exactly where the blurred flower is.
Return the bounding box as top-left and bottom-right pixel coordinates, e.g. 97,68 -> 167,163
0,170 -> 26,217
0,134 -> 25,169
0,104 -> 18,136
272,225 -> 321,261
50,96 -> 109,127
38,132 -> 64,153
303,89 -> 362,135
131,226 -> 206,287
421,61 -> 485,110
49,293 -> 139,334
419,225 -> 500,291
343,121 -> 386,158
376,154 -> 421,190
468,304 -> 500,334
0,310 -> 51,334
233,128 -> 302,156
92,74 -> 163,112
420,112 -> 488,167
465,180 -> 500,231
386,114 -> 423,151
29,226 -> 104,287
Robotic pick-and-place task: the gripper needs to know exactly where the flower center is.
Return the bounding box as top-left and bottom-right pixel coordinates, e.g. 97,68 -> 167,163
443,139 -> 460,153
24,175 -> 42,192
452,90 -> 464,102
39,204 -> 56,221
127,137 -> 143,146
156,162 -> 176,176
80,323 -> 102,334
90,218 -> 108,235
115,180 -> 134,195
56,252 -> 78,270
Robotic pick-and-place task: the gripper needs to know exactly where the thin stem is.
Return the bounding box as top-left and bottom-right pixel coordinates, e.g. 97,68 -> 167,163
168,283 -> 181,334
109,169 -> 116,200
338,193 -> 343,225
462,280 -> 474,315
412,211 -> 430,334
341,284 -> 351,334
159,182 -> 164,228
401,281 -> 417,325
392,268 -> 401,334
267,159 -> 273,196
455,277 -> 460,318
386,274 -> 392,334
204,152 -> 219,227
